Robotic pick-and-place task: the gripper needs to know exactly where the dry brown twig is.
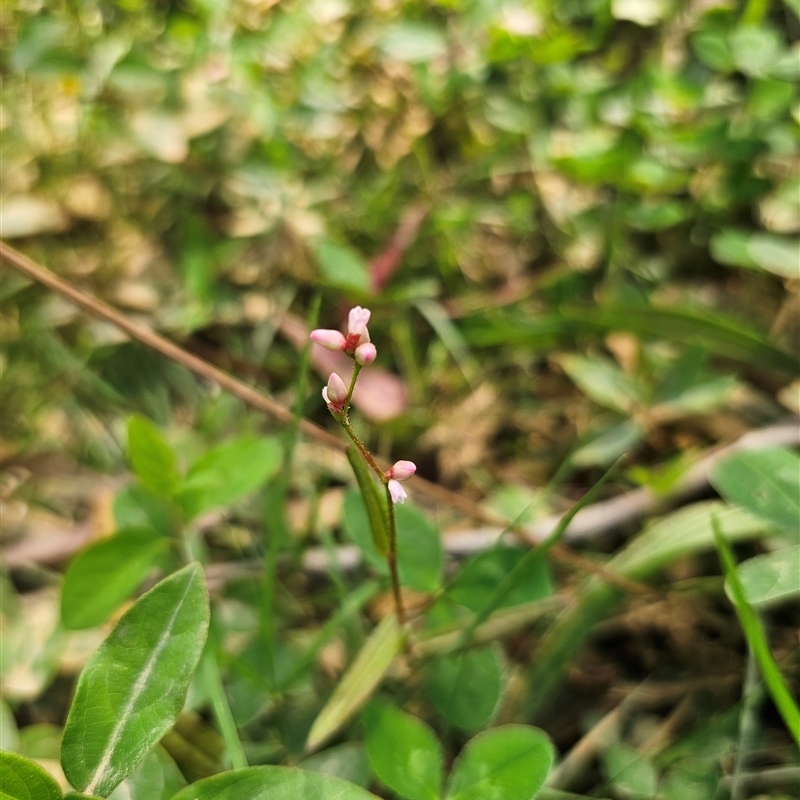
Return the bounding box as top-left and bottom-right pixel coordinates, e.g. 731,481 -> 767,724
2,241 -> 797,588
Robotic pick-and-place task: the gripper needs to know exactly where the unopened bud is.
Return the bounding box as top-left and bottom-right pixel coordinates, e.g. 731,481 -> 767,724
310,329 -> 347,351
387,460 -> 416,481
348,306 -> 371,338
322,372 -> 348,413
355,342 -> 377,366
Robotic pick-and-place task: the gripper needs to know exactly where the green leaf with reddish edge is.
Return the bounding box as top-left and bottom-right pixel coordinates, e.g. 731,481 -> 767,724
444,725 -> 554,800
0,750 -> 62,800
60,528 -> 168,630
127,415 -> 178,497
61,564 -> 209,797
306,614 -> 403,752
170,766 -> 380,800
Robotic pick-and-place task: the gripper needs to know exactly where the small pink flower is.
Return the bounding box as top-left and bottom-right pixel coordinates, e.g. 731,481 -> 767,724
310,329 -> 347,351
388,479 -> 407,504
387,460 -> 416,481
322,372 -> 348,413
355,342 -> 377,366
348,306 -> 371,338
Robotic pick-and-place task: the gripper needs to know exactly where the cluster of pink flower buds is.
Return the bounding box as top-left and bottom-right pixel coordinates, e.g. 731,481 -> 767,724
311,307 -> 416,504
310,306 -> 376,366
386,460 -> 416,504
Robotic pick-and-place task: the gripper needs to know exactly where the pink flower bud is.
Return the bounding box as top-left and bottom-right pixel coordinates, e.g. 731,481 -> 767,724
355,342 -> 377,366
387,460 -> 416,481
322,372 -> 348,413
310,329 -> 347,351
348,306 -> 371,338
388,479 -> 407,504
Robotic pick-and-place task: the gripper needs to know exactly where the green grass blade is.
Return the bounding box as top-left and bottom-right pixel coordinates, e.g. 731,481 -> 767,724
713,517 -> 800,746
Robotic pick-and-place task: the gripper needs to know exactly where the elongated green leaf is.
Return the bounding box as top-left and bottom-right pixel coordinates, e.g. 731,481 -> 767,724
527,502 -> 776,715
127,416 -> 177,497
108,746 -> 186,800
61,529 -> 168,630
0,750 -> 62,800
61,564 -> 210,797
714,520 -> 800,746
363,702 -> 443,800
170,765 -> 379,800
306,614 -> 403,752
734,546 -> 800,607
569,419 -> 643,469
347,447 -> 390,556
601,741 -> 657,799
464,305 -> 798,375
710,447 -> 800,535
176,437 -> 281,520
426,646 -> 503,731
444,725 -> 554,800
558,354 -> 641,413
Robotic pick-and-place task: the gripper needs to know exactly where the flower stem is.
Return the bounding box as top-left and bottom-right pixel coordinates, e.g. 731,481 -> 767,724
385,483 -> 405,624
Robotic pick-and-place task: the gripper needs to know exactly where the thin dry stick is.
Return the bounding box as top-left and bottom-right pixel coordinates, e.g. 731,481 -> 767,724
3,242 -> 657,594
0,239 -> 497,518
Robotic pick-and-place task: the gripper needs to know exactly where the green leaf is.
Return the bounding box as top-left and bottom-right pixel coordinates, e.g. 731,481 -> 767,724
448,547 -> 552,613
108,746 -> 186,800
601,741 -> 657,799
558,354 -> 641,413
113,485 -> 175,537
444,725 -> 554,800
301,743 -> 370,788
169,766 -> 380,800
396,504 -> 443,592
0,750 -> 62,800
176,436 -> 282,519
347,448 -> 390,556
127,416 -> 177,497
747,235 -> 800,278
313,239 -> 368,293
60,529 -> 168,630
306,614 -> 403,752
380,23 -> 447,63
61,564 -> 210,797
465,305 -> 798,376
343,490 -> 386,572
343,493 -> 444,591
734,546 -> 800,608
713,520 -> 800,747
729,26 -> 784,77
570,419 -> 644,468
710,447 -> 800,535
363,702 -> 443,800
426,646 -> 503,731
527,503 -> 776,715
